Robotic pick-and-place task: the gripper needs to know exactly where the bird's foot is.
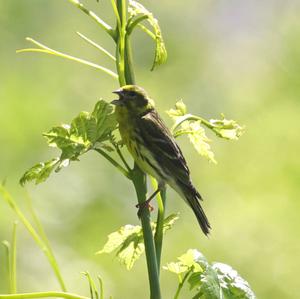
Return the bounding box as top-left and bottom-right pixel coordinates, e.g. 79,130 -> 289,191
136,199 -> 154,218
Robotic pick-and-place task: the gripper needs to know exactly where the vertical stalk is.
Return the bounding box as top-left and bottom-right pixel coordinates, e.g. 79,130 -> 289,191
154,186 -> 166,273
173,270 -> 191,299
11,222 -> 18,294
131,166 -> 161,299
0,186 -> 67,292
124,35 -> 135,84
115,1 -> 161,298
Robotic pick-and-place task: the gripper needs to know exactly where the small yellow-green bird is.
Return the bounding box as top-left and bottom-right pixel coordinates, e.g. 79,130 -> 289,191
112,85 -> 211,235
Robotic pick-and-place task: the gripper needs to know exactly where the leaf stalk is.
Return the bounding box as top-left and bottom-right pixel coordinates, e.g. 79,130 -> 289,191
115,1 -> 162,298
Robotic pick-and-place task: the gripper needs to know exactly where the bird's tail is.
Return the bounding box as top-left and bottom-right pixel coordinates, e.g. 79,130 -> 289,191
177,181 -> 211,235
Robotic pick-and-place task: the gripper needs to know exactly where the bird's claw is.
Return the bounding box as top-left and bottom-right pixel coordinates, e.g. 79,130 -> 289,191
136,201 -> 154,218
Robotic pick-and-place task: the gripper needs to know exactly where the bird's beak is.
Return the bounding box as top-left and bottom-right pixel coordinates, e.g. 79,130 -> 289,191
111,99 -> 124,106
111,89 -> 124,106
112,89 -> 122,95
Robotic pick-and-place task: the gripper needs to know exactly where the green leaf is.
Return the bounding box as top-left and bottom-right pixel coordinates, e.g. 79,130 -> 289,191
97,214 -> 178,270
97,224 -> 142,254
166,249 -> 256,299
177,252 -> 222,299
178,249 -> 207,269
20,158 -> 60,186
95,143 -> 115,152
167,101 -> 216,163
183,121 -> 217,164
209,115 -> 244,140
128,0 -> 167,70
44,125 -> 71,148
212,263 -> 256,299
188,272 -> 202,291
195,266 -> 223,299
188,258 -> 255,299
20,100 -> 117,185
164,249 -> 205,276
92,100 -> 117,142
161,213 -> 180,233
163,262 -> 188,274
166,100 -> 187,120
117,232 -> 145,270
97,224 -> 144,270
167,100 -> 244,163
70,111 -> 95,143
191,263 -> 256,299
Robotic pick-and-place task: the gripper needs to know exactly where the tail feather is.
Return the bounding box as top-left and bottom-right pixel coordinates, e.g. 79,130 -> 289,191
177,181 -> 211,235
188,191 -> 211,235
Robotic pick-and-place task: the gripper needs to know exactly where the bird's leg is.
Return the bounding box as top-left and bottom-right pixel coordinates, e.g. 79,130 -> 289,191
136,188 -> 161,218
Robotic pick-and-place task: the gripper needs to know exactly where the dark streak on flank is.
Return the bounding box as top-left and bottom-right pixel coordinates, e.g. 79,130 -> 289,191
144,156 -> 166,181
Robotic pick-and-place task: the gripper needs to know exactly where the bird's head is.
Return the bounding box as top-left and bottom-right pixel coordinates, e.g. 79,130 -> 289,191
112,85 -> 155,115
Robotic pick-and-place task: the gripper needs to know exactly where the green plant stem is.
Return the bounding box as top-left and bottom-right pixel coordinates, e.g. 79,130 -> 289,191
173,270 -> 191,299
154,186 -> 166,273
97,276 -> 104,299
17,38 -> 118,80
113,143 -> 131,172
76,32 -> 116,61
127,15 -> 148,35
2,223 -> 18,293
124,35 -> 136,85
131,166 -> 161,299
115,0 -> 126,86
11,222 -> 18,294
172,114 -> 219,134
81,272 -> 98,299
24,193 -> 67,293
67,0 -> 115,40
94,148 -> 131,179
115,39 -> 125,86
0,292 -> 89,299
24,193 -> 53,253
0,186 -> 67,292
115,1 -> 161,298
110,136 -> 131,172
138,24 -> 155,40
2,241 -> 11,292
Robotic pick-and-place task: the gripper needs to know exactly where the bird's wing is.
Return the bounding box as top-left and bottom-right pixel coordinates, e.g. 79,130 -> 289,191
137,110 -> 210,235
136,110 -> 190,183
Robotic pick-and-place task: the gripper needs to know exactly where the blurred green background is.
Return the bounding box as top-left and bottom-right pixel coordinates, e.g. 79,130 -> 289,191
1,0 -> 300,298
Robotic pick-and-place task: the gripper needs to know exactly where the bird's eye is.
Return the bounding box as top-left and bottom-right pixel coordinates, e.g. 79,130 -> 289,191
128,91 -> 136,97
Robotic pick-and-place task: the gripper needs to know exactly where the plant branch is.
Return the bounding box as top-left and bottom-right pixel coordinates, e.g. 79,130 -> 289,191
124,34 -> 136,84
117,1 -> 126,86
115,1 -> 161,298
2,241 -> 11,292
153,183 -> 166,274
138,24 -> 155,40
127,15 -> 148,35
23,191 -> 65,289
97,276 -> 104,299
110,139 -> 132,172
17,38 -> 118,80
0,292 -> 89,299
24,193 -> 52,248
131,166 -> 161,299
173,270 -> 191,299
0,186 -> 67,292
110,0 -> 122,31
173,114 -> 214,132
76,32 -> 116,61
11,222 -> 18,294
94,148 -> 131,179
67,0 -> 115,40
172,113 -> 242,139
